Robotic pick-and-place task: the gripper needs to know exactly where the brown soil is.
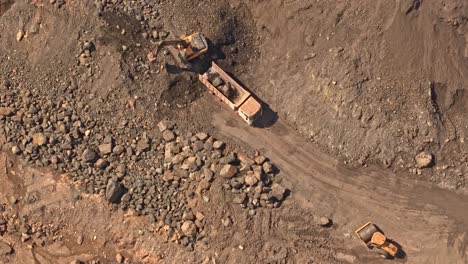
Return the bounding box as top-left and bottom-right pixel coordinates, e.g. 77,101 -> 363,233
0,0 -> 467,263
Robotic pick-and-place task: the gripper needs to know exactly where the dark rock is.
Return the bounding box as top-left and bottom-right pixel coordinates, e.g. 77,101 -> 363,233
82,148 -> 97,162
106,180 -> 125,203
220,153 -> 236,165
212,77 -> 224,87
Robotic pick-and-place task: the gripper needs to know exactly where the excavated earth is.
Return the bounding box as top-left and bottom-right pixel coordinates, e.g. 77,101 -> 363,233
0,0 -> 467,263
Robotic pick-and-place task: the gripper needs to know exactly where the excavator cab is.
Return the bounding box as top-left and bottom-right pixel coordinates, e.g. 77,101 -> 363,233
355,222 -> 398,259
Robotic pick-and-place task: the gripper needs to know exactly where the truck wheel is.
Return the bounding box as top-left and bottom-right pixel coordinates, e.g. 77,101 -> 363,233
377,249 -> 391,259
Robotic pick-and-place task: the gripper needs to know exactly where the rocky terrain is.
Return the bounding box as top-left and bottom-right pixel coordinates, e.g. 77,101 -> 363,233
241,0 -> 468,191
0,0 -> 467,263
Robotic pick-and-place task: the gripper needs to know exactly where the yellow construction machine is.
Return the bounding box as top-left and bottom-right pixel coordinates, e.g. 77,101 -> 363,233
147,32 -> 208,68
355,222 -> 398,259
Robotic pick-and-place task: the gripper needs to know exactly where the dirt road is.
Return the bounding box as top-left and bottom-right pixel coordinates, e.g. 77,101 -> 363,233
212,103 -> 468,264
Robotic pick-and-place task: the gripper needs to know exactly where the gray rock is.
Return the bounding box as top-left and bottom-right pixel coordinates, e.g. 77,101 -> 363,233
113,145 -> 125,155
98,143 -> 113,155
137,138 -> 150,152
203,168 -> 214,182
192,141 -> 204,152
212,77 -> 224,87
220,164 -> 238,178
415,151 -> 433,168
220,153 -> 236,165
106,180 -> 125,203
82,149 -> 97,162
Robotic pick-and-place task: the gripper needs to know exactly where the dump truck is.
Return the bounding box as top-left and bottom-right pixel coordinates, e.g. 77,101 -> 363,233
199,62 -> 262,125
355,222 -> 398,259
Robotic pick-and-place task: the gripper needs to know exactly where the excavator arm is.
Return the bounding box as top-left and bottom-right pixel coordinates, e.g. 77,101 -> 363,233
147,39 -> 188,62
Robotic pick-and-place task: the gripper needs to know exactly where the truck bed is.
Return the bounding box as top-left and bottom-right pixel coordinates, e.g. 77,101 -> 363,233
199,62 -> 251,111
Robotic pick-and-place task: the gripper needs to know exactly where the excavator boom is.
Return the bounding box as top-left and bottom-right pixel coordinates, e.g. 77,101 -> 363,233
147,39 -> 187,62
147,32 -> 208,64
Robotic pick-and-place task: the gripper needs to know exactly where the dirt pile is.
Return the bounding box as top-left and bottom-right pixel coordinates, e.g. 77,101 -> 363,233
240,0 -> 468,191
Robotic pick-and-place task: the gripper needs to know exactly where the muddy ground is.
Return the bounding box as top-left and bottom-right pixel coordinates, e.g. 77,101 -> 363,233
0,0 -> 467,263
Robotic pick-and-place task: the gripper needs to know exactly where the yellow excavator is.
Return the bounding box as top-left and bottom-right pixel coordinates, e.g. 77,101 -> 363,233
355,222 -> 398,259
147,32 -> 208,68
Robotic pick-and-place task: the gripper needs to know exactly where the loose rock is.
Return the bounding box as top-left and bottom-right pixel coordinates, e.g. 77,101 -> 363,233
98,143 -> 113,155
319,216 -> 331,227
116,253 -> 124,263
162,130 -> 175,142
213,141 -> 225,149
270,183 -> 287,201
105,180 -> 125,203
82,149 -> 97,162
181,220 -> 197,237
415,151 -> 433,168
220,164 -> 238,178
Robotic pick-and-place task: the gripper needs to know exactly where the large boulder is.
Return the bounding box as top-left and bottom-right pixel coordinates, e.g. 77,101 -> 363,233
105,180 -> 125,203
